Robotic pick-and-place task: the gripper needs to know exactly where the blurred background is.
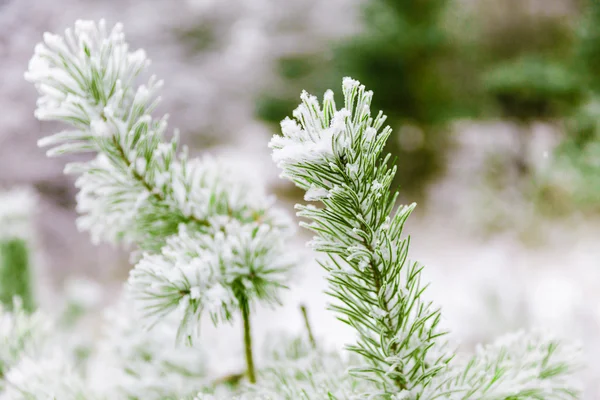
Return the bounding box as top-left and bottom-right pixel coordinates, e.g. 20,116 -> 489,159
2,0 -> 600,396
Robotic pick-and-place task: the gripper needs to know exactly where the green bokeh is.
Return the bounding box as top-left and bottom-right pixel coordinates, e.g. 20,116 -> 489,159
258,0 -> 463,198
0,239 -> 35,312
483,56 -> 581,121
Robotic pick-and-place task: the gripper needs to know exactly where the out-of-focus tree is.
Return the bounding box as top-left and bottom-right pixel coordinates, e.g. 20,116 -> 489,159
550,0 -> 600,210
483,56 -> 580,176
483,57 -> 580,123
477,0 -> 581,177
259,0 -> 469,198
332,0 -> 462,197
575,0 -> 600,94
0,188 -> 36,312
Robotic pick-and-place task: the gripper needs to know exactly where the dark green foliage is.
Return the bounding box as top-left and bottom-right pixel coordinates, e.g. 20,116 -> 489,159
550,99 -> 600,210
332,0 -> 458,195
0,239 -> 35,312
336,0 -> 454,125
483,56 -> 581,121
559,0 -> 600,149
548,0 -> 600,210
576,0 -> 600,94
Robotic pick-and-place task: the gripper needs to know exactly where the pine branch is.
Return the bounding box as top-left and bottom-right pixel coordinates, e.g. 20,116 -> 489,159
25,21 -> 279,251
270,78 -> 581,398
98,297 -> 209,398
0,301 -> 52,381
26,20 -> 296,352
270,78 -> 452,396
245,332 -> 369,399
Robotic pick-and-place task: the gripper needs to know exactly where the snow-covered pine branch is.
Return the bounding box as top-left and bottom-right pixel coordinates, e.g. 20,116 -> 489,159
244,332 -> 367,399
424,330 -> 581,399
270,78 -> 452,395
0,303 -> 103,400
1,352 -> 93,400
25,19 -> 295,381
270,78 -> 581,398
24,20 -> 290,252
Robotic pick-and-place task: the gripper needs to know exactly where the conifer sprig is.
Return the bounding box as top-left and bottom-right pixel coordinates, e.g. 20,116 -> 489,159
271,78 -> 452,395
25,21 -> 287,251
25,21 -> 295,383
271,78 -> 581,398
0,301 -> 51,382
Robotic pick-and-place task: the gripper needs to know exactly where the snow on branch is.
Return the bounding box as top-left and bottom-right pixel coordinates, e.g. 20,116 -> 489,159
271,78 -> 582,398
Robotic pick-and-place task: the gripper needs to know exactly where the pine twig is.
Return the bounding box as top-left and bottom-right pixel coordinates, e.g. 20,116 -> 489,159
300,304 -> 317,349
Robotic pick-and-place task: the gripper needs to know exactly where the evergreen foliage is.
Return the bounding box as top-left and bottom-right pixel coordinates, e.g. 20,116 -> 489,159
8,19 -> 584,400
24,19 -> 295,384
483,56 -> 580,122
270,78 -> 581,398
549,0 -> 600,208
576,0 -> 600,95
0,301 -> 51,383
